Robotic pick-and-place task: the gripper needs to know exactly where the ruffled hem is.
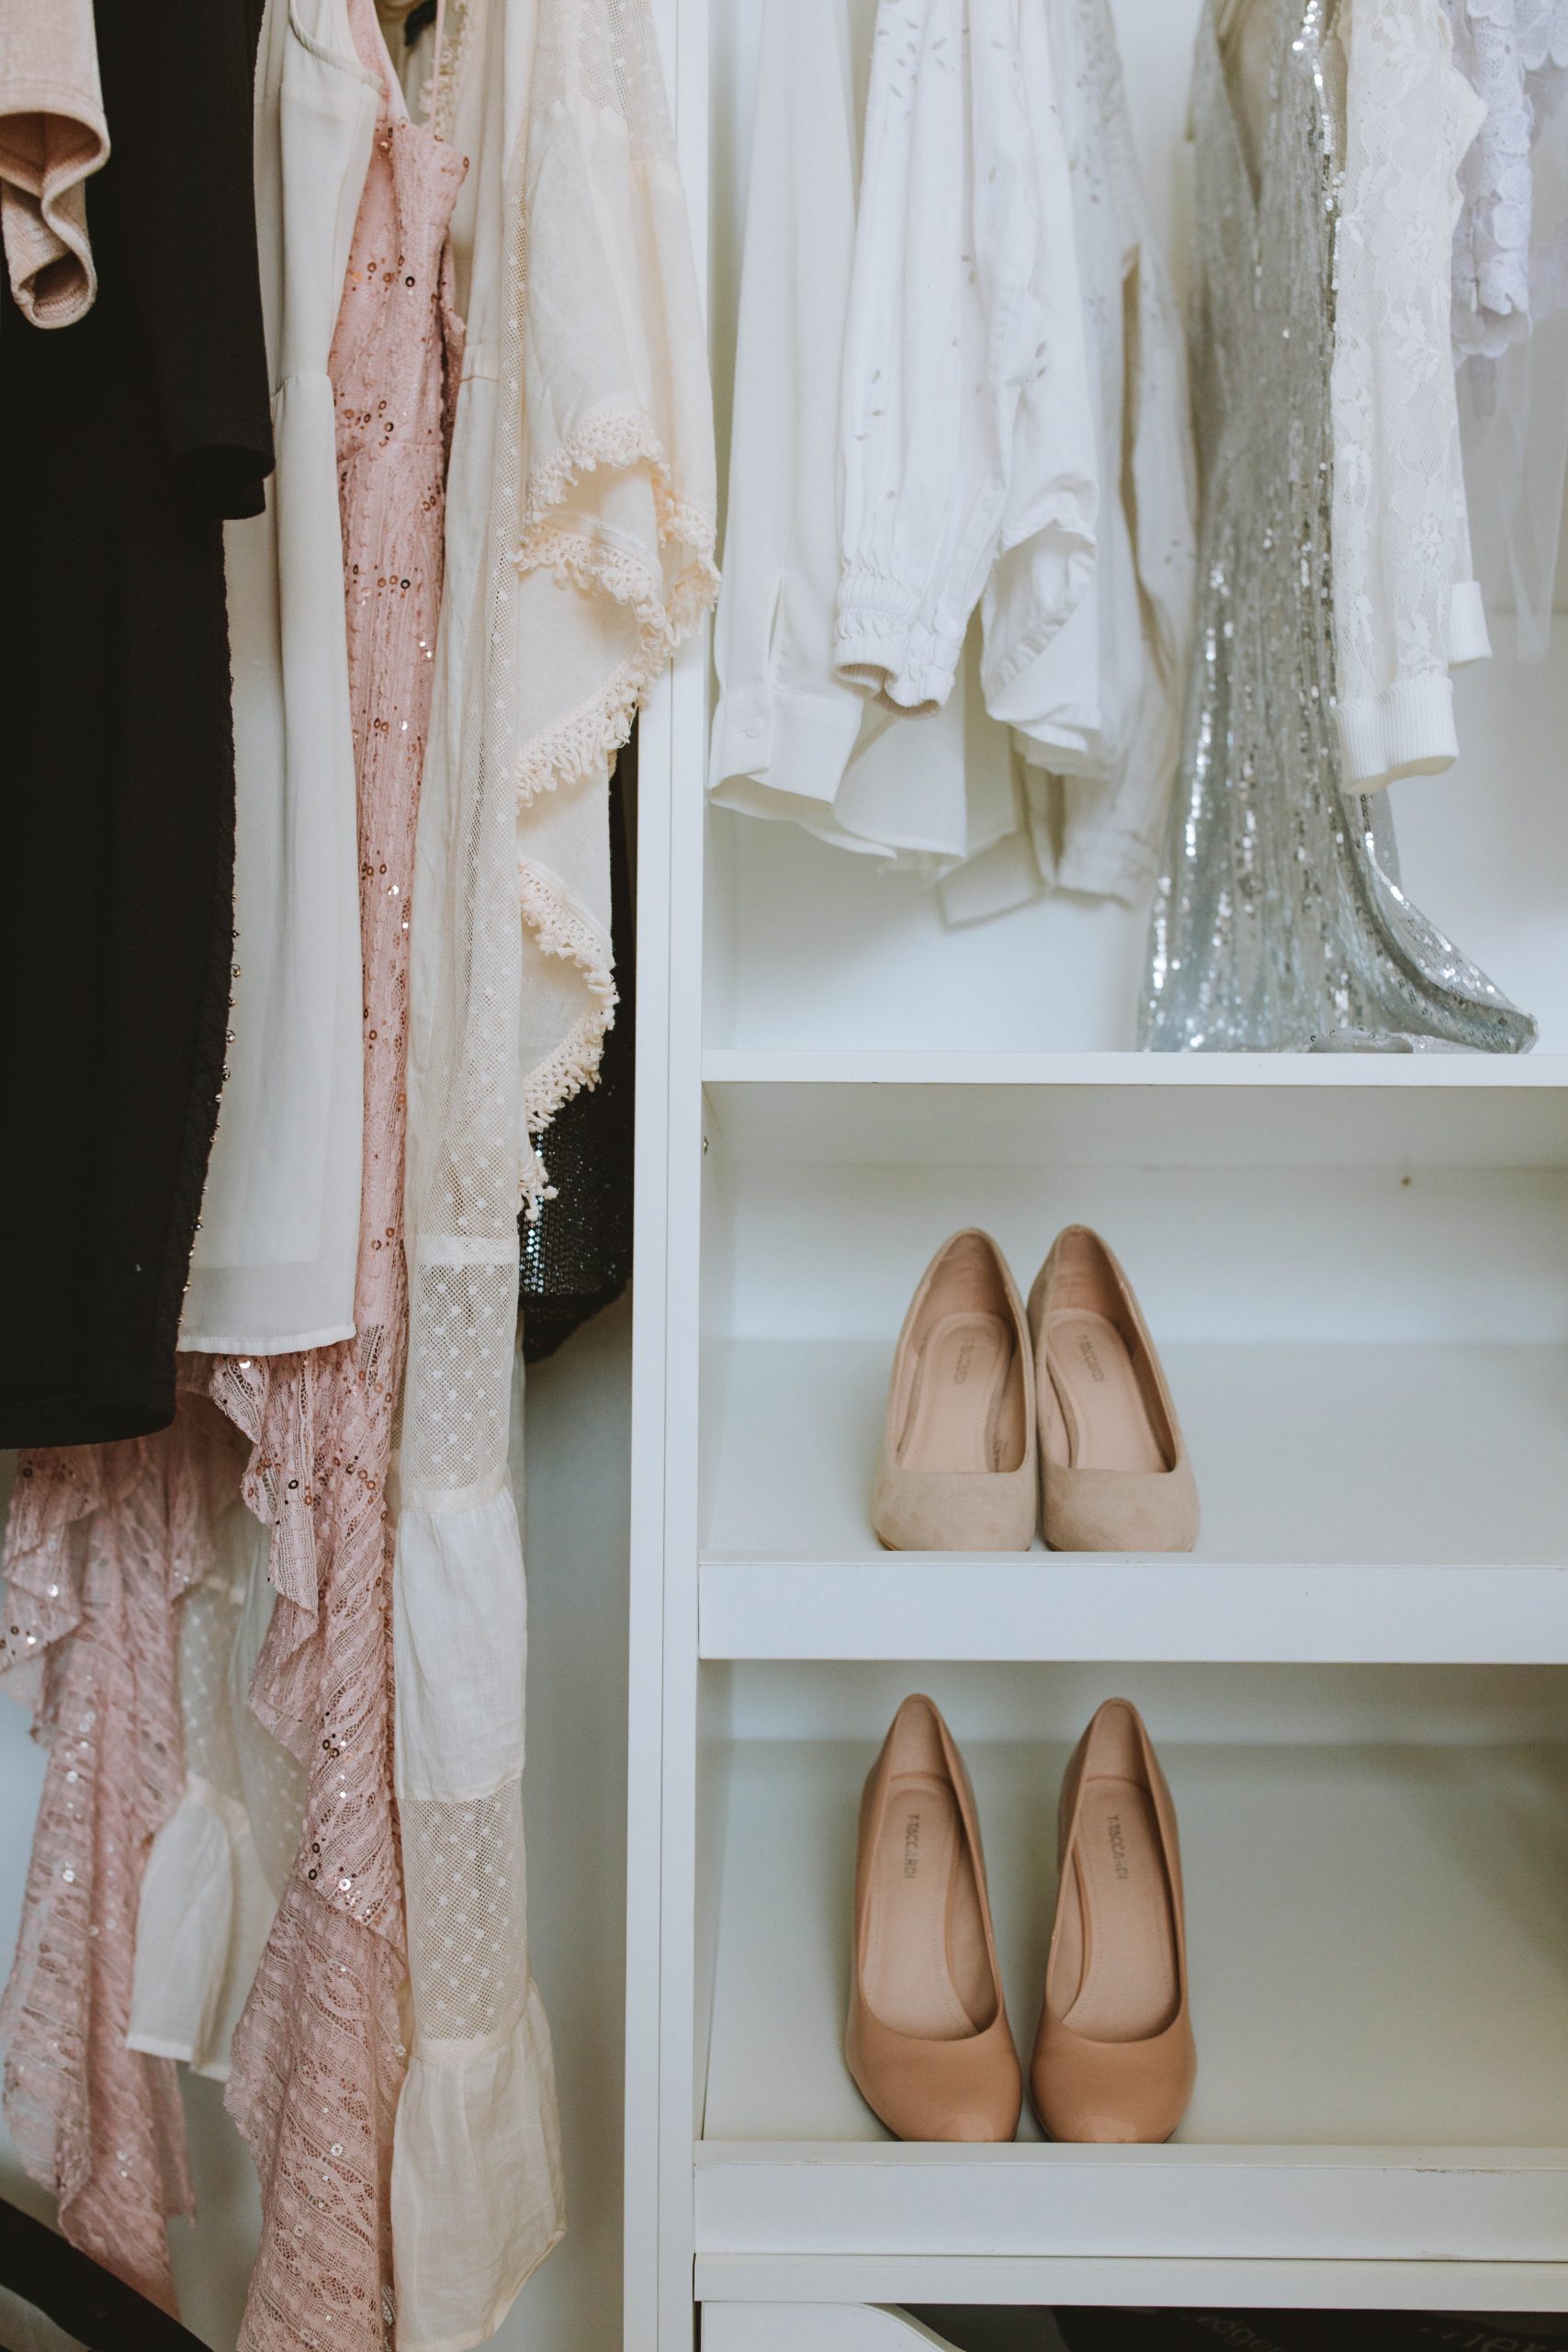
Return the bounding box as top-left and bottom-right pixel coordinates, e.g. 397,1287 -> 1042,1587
509,401 -> 716,1179
515,860 -> 617,1210
390,1977 -> 565,2352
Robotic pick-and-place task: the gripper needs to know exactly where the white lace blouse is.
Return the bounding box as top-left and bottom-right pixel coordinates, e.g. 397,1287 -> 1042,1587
834,0 -> 1098,719
1330,0 -> 1491,793
707,0 -> 1016,872
944,0 -> 1195,919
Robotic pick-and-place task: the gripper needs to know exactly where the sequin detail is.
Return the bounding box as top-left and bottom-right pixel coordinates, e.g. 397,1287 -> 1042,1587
220,17 -> 466,2347
1141,0 -> 1535,1053
0,17 -> 465,2337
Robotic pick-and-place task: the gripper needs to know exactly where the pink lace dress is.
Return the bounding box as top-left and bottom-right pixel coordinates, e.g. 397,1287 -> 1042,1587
0,12 -> 465,2340
0,1401 -> 245,2311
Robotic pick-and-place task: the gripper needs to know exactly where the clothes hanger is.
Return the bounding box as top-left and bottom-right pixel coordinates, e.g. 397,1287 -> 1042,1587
0,2199 -> 209,2352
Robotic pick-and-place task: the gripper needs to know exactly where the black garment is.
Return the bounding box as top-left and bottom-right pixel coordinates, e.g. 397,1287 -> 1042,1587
520,739 -> 636,1364
0,2199 -> 209,2351
1051,2311 -> 1566,2352
0,0 -> 273,1447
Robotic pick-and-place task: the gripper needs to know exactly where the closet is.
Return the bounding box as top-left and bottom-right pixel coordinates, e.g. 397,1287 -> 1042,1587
627,0 -> 1568,2344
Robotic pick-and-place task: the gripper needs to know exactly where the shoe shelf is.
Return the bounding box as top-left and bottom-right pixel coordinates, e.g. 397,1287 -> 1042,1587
697,1338 -> 1568,1664
693,1723 -> 1568,2298
626,0 -> 1568,2338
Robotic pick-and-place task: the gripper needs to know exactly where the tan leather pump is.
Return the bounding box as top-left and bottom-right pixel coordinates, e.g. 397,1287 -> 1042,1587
847,1695 -> 1023,2143
873,1230 -> 1036,1554
1029,1226 -> 1199,1553
1031,1698 -> 1196,2143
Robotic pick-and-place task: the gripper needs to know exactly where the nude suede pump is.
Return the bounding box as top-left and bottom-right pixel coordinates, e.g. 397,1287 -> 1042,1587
1029,1226 -> 1199,1553
873,1230 -> 1037,1554
1031,1699 -> 1196,2144
847,1696 -> 1023,2143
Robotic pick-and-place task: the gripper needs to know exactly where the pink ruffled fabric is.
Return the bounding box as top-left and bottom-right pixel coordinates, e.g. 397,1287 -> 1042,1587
1,17 -> 464,2339
220,23 -> 466,2344
0,1404 -> 243,2310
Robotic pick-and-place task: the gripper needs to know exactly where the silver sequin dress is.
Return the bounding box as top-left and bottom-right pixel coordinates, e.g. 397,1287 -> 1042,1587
1141,0 -> 1536,1054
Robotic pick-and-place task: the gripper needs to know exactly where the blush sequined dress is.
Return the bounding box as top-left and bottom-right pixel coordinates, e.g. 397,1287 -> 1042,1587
218,11 -> 465,2344
0,8 -> 466,2339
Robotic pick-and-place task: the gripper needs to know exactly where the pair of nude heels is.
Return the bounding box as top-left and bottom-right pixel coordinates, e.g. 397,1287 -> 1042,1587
846,1693 -> 1195,2145
872,1226 -> 1199,1554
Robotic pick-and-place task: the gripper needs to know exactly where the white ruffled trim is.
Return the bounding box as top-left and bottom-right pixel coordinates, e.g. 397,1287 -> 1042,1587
508,402 -> 716,1177
514,860 -> 617,1216
510,406 -> 716,808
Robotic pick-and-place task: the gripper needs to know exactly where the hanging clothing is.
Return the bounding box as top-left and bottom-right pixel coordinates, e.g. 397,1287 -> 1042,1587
942,0 -> 1196,921
1329,0 -> 1490,792
0,0 -> 107,325
520,744 -> 637,1366
0,0 -> 272,1401
1142,0 -> 1534,1055
179,0 -> 380,1357
834,0 -> 1097,718
392,0 -> 714,2338
706,0 -> 1014,873
2,9 -> 462,2338
1453,0 -> 1568,661
0,1402 -> 243,2313
1447,0 -> 1539,360
0,2193 -> 211,2352
126,1509 -> 302,2083
209,11 -> 465,2343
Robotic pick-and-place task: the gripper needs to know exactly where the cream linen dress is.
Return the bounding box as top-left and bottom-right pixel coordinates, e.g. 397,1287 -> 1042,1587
391,0 -> 716,2344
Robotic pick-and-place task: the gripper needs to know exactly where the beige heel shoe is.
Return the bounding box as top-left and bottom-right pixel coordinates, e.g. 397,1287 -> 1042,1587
1031,1698 -> 1196,2144
847,1694 -> 1022,2143
1029,1226 -> 1199,1553
873,1230 -> 1036,1553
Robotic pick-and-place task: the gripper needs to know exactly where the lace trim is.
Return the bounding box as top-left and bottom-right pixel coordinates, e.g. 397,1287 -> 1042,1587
428,0 -> 476,141
508,402 -> 715,1158
511,404 -> 717,808
515,861 -> 616,1210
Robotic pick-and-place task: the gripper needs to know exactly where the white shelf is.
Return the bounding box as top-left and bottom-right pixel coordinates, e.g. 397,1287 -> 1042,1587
702,1059 -> 1568,1172
698,1736 -> 1568,2266
699,1558 -> 1568,1664
703,1338 -> 1568,1599
704,1047 -> 1568,1088
633,0 -> 1568,2328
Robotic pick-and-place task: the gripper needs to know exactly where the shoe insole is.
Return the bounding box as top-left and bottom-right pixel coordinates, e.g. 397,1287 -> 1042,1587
863,1770 -> 992,2041
1047,1309 -> 1168,1475
900,1310 -> 1021,1476
1055,1775 -> 1179,2042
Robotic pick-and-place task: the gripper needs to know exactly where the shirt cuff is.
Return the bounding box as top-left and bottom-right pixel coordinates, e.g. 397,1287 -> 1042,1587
1337,672 -> 1459,793
709,679 -> 867,808
833,571 -> 964,715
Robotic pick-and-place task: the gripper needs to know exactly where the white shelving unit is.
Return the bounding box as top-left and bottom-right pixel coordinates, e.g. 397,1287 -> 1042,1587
628,3 -> 1568,2345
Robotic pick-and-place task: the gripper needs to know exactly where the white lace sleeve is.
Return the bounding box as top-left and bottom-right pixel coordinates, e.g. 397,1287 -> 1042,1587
1331,0 -> 1487,790
1447,0 -> 1536,361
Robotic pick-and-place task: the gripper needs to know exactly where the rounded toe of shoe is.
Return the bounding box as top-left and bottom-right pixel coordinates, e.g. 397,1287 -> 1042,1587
872,1466 -> 1037,1555
850,2025 -> 1022,2143
1042,1463 -> 1200,1555
933,2108 -> 1013,2143
1031,2021 -> 1195,2146
1034,2096 -> 1187,2145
